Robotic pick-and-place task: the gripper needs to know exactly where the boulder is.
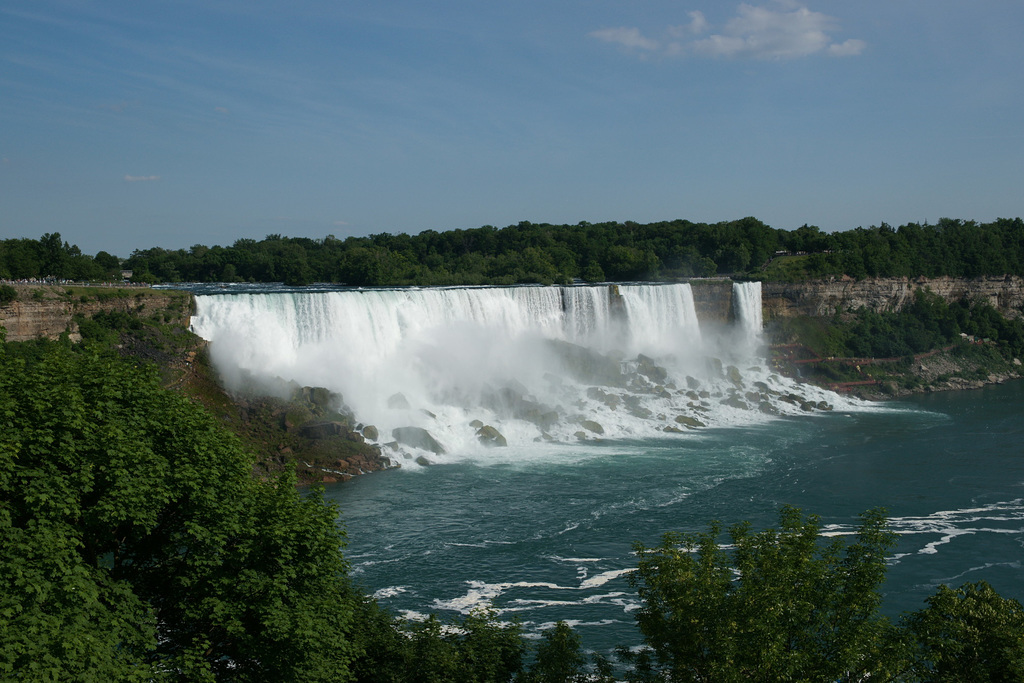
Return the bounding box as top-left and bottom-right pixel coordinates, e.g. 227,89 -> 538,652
476,425 -> 508,447
299,421 -> 345,440
306,386 -> 333,407
283,404 -> 315,431
581,419 -> 604,435
726,365 -> 743,386
544,339 -> 626,387
636,354 -> 669,384
674,415 -> 706,429
361,424 -> 379,441
387,393 -> 411,410
391,427 -> 446,454
721,396 -> 749,410
415,455 -> 433,466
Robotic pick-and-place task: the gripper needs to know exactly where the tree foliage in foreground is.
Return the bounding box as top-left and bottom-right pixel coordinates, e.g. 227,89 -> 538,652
631,506 -> 902,682
0,339 -> 359,681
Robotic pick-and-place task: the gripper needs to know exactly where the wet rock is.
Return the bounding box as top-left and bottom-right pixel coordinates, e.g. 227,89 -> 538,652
361,425 -> 379,441
581,419 -> 604,435
674,415 -> 706,429
306,386 -> 333,407
663,425 -> 685,433
484,386 -> 559,430
574,431 -> 588,440
415,455 -> 433,466
816,401 -> 833,411
686,376 -> 702,390
469,419 -> 484,429
720,395 -> 749,410
476,424 -> 508,447
387,393 -> 411,410
758,401 -> 780,415
545,339 -> 626,387
726,365 -> 743,386
636,354 -> 669,384
283,404 -> 315,431
392,426 -> 446,454
299,421 -> 346,440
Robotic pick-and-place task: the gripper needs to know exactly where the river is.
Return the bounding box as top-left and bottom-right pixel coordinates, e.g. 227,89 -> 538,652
328,381 -> 1024,654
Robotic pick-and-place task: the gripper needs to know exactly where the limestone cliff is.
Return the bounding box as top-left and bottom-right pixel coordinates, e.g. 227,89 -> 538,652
762,276 -> 1024,320
0,286 -> 189,341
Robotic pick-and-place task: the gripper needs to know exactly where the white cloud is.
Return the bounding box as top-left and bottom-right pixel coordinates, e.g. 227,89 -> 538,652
588,26 -> 660,52
591,3 -> 865,61
693,3 -> 831,59
124,174 -> 160,182
686,10 -> 709,35
827,38 -> 867,58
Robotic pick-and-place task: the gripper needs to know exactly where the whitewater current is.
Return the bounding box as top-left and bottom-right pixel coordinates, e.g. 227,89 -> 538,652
190,282 -> 869,465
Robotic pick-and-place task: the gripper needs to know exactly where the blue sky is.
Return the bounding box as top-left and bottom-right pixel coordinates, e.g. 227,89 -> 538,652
2,0 -> 1022,257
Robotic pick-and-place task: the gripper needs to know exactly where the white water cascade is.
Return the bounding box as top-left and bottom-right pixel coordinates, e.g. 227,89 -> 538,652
190,282 -> 855,464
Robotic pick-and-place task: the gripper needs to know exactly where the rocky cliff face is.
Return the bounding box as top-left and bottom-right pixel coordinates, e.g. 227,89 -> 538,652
690,279 -> 735,323
0,287 -> 188,341
762,276 -> 1024,320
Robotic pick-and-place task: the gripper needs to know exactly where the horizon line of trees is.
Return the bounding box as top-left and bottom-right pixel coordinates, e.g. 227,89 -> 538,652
4,216 -> 1024,286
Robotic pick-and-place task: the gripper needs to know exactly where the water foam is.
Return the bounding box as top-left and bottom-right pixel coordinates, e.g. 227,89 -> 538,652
191,282 -> 867,464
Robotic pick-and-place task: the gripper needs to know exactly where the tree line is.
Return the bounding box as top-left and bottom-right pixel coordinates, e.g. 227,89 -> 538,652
4,216 -> 1024,286
3,333 -> 1023,681
0,233 -> 122,282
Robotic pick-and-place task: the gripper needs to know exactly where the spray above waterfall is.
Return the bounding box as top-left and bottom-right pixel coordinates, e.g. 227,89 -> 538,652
190,282 -> 857,465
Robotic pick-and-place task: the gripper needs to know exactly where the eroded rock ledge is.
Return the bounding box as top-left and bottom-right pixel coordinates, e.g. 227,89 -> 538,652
763,276 -> 1024,320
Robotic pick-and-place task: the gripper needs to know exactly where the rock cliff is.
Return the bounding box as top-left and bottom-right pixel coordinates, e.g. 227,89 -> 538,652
0,286 -> 189,341
762,276 -> 1024,320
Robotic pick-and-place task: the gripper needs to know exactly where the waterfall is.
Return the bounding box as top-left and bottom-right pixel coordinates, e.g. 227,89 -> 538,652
732,281 -> 763,351
191,282 -> 849,463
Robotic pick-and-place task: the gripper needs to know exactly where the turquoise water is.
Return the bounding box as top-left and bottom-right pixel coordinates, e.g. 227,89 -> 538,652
326,381 -> 1024,653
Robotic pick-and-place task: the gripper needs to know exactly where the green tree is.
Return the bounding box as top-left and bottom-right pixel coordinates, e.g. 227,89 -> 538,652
521,621 -> 589,682
0,342 -> 360,681
630,506 -> 902,682
904,581 -> 1024,682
